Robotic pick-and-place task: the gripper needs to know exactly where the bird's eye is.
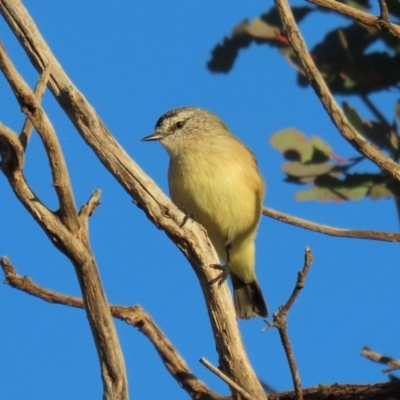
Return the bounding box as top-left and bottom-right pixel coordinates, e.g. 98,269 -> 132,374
175,121 -> 185,129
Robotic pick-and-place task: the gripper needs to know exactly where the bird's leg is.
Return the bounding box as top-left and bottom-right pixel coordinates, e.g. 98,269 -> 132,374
209,243 -> 231,287
179,207 -> 195,228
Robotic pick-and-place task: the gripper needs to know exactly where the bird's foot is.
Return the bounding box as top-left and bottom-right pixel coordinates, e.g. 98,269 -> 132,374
209,263 -> 230,287
179,207 -> 195,228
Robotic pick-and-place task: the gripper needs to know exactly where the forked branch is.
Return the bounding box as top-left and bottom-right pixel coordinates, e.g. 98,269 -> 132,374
1,257 -> 224,400
263,248 -> 314,400
0,42 -> 127,400
0,1 -> 265,398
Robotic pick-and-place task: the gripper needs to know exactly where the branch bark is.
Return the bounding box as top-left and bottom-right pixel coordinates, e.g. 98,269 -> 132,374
263,207 -> 400,242
0,43 -> 127,400
263,248 -> 314,400
307,0 -> 400,39
0,1 -> 266,398
1,257 -> 224,400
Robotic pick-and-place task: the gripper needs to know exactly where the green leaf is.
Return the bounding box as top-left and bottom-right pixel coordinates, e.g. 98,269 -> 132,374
270,128 -> 333,163
370,184 -> 394,200
282,162 -> 336,177
294,173 -> 384,202
295,187 -> 346,202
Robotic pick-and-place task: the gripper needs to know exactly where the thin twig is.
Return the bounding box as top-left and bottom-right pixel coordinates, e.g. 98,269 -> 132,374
199,358 -> 255,400
263,207 -> 400,242
263,248 -> 314,400
361,347 -> 400,373
79,189 -> 102,218
307,0 -> 400,39
20,65 -> 51,150
378,0 -> 390,23
281,248 -> 313,314
78,189 -> 102,234
0,257 -> 223,400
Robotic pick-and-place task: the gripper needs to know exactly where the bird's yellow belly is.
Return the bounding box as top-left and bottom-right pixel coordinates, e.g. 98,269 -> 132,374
169,158 -> 262,268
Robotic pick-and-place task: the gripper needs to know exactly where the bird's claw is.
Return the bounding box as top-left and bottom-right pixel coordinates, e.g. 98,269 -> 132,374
179,207 -> 195,228
209,263 -> 230,287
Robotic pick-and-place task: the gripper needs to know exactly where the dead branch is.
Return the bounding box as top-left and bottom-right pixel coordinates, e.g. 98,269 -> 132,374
263,207 -> 400,242
20,65 -> 51,150
264,248 -> 314,400
361,347 -> 400,373
307,0 -> 400,40
0,41 -> 79,232
1,257 -> 225,400
0,45 -> 127,400
0,1 -> 265,398
269,382 -> 400,400
200,358 -> 254,400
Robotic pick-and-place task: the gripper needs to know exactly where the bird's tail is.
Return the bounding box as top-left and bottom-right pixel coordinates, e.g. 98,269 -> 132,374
231,272 -> 268,319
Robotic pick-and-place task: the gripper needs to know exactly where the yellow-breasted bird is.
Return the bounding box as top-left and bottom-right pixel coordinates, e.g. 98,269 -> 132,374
142,107 -> 267,319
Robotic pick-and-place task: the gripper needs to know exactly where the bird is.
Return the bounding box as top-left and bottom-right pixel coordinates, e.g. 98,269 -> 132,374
142,107 -> 267,319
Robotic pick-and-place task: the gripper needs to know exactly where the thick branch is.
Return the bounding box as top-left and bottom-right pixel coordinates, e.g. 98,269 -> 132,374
0,136 -> 128,399
275,0 -> 400,183
270,382 -> 400,400
307,0 -> 400,39
1,257 -> 225,400
0,36 -> 127,400
263,207 -> 400,242
0,1 -> 265,398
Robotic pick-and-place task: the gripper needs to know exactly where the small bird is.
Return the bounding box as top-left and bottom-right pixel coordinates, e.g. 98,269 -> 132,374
142,107 -> 267,319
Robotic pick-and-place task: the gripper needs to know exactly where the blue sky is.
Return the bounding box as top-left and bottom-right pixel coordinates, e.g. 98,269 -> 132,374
1,1 -> 399,399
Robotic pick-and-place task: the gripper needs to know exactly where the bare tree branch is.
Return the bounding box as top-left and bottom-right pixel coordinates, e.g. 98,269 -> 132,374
0,1 -> 266,398
264,248 -> 314,400
0,43 -> 128,400
263,207 -> 400,242
378,0 -> 390,23
6,246 -> 398,400
20,65 -> 51,150
275,0 -> 400,182
79,189 -> 102,234
281,248 -> 313,316
270,382 -> 400,400
1,257 -> 225,400
0,41 -> 80,232
200,358 -> 254,400
307,0 -> 400,40
361,347 -> 400,373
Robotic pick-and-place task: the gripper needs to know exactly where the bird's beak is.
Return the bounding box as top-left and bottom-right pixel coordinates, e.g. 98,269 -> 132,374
141,131 -> 163,142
